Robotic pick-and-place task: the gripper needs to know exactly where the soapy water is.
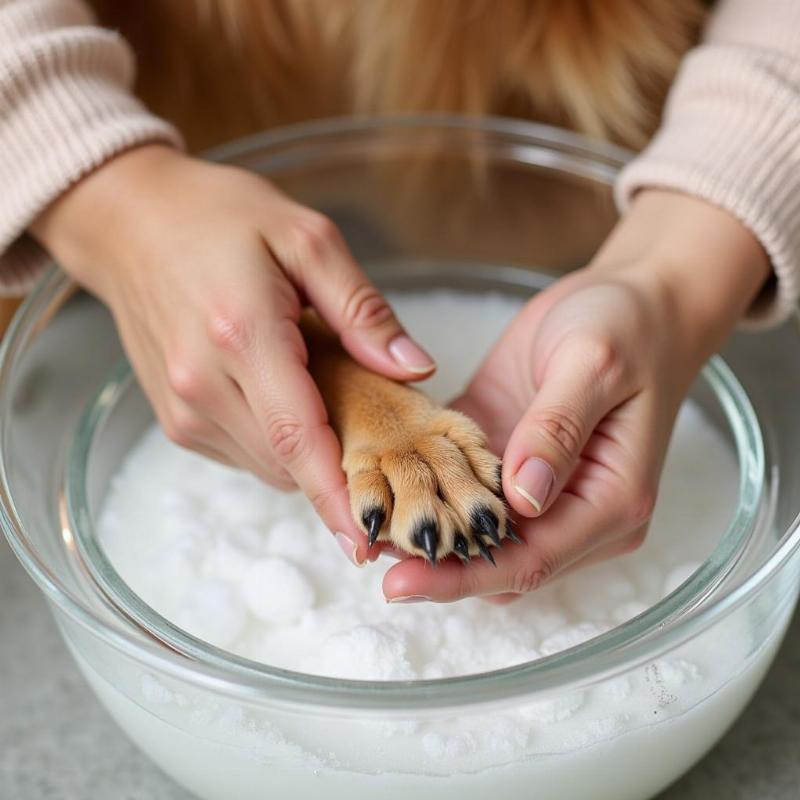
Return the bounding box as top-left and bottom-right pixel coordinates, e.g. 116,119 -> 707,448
95,290 -> 755,781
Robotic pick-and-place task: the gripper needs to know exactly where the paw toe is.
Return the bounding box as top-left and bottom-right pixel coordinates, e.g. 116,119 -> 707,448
346,453 -> 393,547
343,411 -> 512,565
430,409 -> 503,493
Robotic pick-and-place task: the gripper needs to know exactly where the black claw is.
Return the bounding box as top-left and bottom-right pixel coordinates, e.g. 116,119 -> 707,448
413,521 -> 439,566
362,507 -> 386,548
475,535 -> 497,566
453,532 -> 471,563
471,506 -> 501,546
506,522 -> 522,544
505,525 -> 522,544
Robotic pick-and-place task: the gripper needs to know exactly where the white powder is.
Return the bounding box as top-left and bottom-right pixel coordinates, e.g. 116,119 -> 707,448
99,289 -> 739,718
240,557 -> 315,623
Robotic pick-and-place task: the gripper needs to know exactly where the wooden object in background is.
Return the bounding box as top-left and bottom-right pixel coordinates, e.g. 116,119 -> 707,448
0,298 -> 23,338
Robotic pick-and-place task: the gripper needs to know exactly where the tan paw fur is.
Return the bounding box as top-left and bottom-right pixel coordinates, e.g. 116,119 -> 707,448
303,312 -> 511,564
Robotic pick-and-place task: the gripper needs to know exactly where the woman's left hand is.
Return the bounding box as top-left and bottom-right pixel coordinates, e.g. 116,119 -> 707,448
382,189 -> 770,602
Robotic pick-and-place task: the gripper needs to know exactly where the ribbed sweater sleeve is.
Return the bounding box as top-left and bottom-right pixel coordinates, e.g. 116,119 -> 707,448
0,0 -> 182,296
2,1 -> 799,324
616,0 -> 800,327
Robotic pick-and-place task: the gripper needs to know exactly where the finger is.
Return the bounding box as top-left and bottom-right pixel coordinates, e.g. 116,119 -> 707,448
188,441 -> 237,469
477,523 -> 649,607
217,382 -> 297,487
385,394 -> 662,603
166,390 -> 298,487
264,210 -> 436,380
564,523 -> 650,567
170,357 -> 298,487
480,592 -> 522,606
502,344 -> 632,518
382,491 -> 621,602
198,420 -> 297,490
232,318 -> 374,563
449,391 -> 507,457
135,330 -> 291,487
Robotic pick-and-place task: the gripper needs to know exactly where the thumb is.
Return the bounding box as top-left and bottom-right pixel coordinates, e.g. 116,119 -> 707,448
502,351 -> 623,518
270,211 -> 436,381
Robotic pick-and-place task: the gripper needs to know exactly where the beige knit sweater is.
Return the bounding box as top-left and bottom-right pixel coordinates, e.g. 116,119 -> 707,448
1,0 -> 799,325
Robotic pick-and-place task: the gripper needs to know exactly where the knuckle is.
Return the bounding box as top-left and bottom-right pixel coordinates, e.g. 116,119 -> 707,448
581,336 -> 622,385
272,468 -> 295,487
167,358 -> 209,403
162,411 -> 206,450
613,478 -> 658,532
163,423 -> 190,449
623,486 -> 658,529
304,211 -> 339,242
532,406 -> 585,462
305,482 -> 340,518
455,565 -> 482,600
510,552 -> 555,594
207,308 -> 252,355
271,316 -> 309,365
265,412 -> 308,462
619,526 -> 649,554
287,213 -> 340,263
342,284 -> 394,329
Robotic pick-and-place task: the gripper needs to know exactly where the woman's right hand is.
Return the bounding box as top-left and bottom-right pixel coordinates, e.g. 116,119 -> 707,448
31,144 -> 436,562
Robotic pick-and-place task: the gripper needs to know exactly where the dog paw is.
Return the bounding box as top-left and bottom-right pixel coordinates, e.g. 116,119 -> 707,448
301,311 -> 516,565
345,405 -> 516,565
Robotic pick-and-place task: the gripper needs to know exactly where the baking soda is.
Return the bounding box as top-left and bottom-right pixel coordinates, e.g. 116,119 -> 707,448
81,292 -> 791,800
100,290 -> 736,683
91,290 -> 777,800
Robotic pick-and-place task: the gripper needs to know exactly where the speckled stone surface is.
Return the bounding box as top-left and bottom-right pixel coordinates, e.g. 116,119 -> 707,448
1,533 -> 799,799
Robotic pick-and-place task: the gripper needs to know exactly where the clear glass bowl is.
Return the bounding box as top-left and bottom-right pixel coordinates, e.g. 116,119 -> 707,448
65,288 -> 764,680
2,116 -> 800,800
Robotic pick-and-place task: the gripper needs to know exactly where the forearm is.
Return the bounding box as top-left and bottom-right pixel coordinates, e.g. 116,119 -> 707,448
615,0 -> 800,328
29,144 -> 187,299
0,0 -> 181,296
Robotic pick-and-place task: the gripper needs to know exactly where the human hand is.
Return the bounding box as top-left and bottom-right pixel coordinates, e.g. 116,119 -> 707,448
382,189 -> 769,602
31,145 -> 436,557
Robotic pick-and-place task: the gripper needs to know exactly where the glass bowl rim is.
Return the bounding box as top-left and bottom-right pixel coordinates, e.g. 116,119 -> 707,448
0,114 -> 796,713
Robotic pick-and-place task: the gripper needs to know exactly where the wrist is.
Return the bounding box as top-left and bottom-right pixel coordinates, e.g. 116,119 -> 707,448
588,189 -> 770,363
29,144 -> 185,298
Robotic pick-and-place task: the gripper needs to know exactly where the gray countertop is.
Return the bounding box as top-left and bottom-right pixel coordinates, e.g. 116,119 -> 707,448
1,533 -> 799,800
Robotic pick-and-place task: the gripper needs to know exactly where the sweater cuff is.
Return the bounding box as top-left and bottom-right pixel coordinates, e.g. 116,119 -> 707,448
0,22 -> 182,296
614,46 -> 800,329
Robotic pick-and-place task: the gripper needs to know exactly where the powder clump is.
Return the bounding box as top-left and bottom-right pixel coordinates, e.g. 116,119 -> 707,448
241,557 -> 315,623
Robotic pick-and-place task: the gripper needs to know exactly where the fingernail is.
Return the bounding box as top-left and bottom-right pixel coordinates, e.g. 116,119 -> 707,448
335,532 -> 366,567
388,335 -> 436,374
512,458 -> 554,514
387,595 -> 432,604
